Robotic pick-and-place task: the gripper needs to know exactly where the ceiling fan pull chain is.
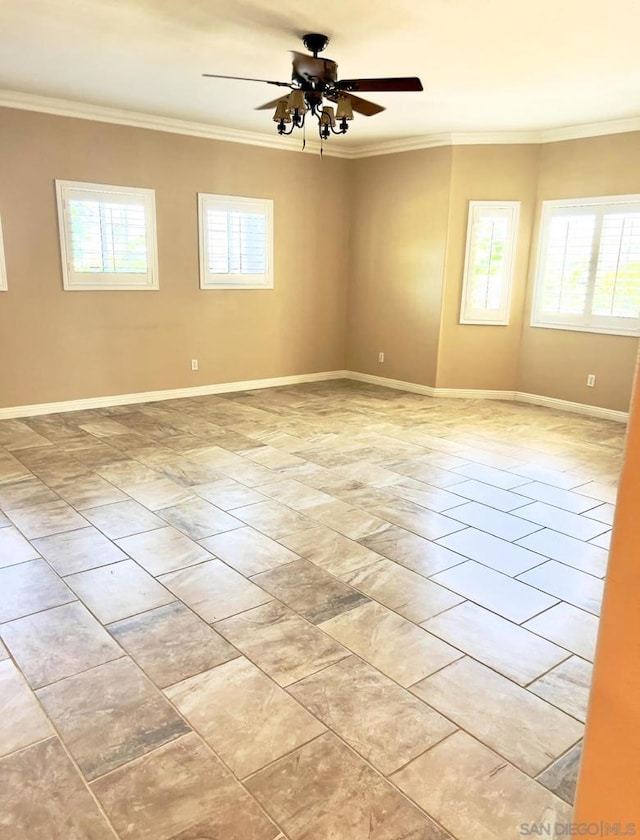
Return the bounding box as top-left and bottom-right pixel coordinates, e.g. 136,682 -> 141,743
301,121 -> 306,151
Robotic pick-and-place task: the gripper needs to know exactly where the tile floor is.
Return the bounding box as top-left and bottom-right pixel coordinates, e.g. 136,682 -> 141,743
0,381 -> 624,840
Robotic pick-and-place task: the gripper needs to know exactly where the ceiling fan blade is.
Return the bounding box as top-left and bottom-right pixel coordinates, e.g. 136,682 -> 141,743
336,77 -> 423,93
255,96 -> 288,111
202,73 -> 292,88
327,92 -> 385,117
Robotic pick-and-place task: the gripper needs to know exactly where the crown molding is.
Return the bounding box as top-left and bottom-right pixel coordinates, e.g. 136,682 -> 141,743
1,89 -> 639,160
0,89 -> 352,159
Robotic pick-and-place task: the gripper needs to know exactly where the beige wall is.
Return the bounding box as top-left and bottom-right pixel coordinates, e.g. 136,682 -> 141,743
436,144 -> 539,391
0,108 -> 350,408
0,108 -> 638,413
346,147 -> 452,387
517,132 -> 640,412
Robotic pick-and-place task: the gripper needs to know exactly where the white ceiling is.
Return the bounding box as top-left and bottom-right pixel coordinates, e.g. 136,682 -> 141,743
1,0 -> 639,148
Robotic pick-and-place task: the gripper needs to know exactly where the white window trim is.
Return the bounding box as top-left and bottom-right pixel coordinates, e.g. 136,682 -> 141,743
531,194 -> 640,337
56,180 -> 159,291
198,193 -> 273,290
459,200 -> 520,326
0,216 -> 7,292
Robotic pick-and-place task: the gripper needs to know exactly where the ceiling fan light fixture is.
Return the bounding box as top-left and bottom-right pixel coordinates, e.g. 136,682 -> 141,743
335,96 -> 354,121
320,105 -> 336,127
272,98 -> 291,123
287,90 -> 308,114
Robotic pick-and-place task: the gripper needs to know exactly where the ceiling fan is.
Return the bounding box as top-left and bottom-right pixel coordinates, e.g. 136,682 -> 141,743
203,33 -> 423,143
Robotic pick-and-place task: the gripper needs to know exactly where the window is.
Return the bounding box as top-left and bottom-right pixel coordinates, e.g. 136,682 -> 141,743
459,201 -> 520,325
56,181 -> 158,290
532,195 -> 640,336
0,216 -> 7,292
198,193 -> 273,289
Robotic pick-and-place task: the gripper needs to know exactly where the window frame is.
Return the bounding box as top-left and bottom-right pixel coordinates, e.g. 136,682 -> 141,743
459,200 -> 520,326
55,180 -> 159,291
0,215 -> 7,292
531,194 -> 640,337
198,193 -> 274,290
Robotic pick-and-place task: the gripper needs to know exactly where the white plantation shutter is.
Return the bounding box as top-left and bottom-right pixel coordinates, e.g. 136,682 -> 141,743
56,181 -> 158,290
533,196 -> 640,335
198,194 -> 273,289
460,201 -> 520,325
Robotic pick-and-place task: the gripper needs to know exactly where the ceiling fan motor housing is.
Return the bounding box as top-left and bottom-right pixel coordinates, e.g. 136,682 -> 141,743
302,33 -> 330,56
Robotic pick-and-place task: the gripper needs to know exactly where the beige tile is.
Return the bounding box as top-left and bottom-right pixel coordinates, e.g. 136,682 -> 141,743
0,477 -> 58,510
451,462 -> 531,489
91,733 -> 278,840
54,475 -> 129,509
537,742 -> 582,805
160,559 -> 272,622
509,464 -> 585,489
166,657 -> 325,778
108,601 -> 238,688
342,557 -> 463,622
524,602 -> 599,662
279,525 -> 381,576
360,524 -> 466,577
529,656 -> 592,721
385,479 -> 466,513
513,481 -> 602,513
7,500 -> 88,539
438,527 -> 544,576
116,526 -> 211,576
432,560 -> 557,623
0,524 -> 40,568
0,659 -> 52,757
515,501 -> 609,540
32,526 -> 127,576
96,459 -> 159,487
392,731 -> 572,840
232,500 -> 311,539
0,558 -> 75,623
519,560 -> 604,615
194,477 -> 267,509
305,499 -> 389,539
257,478 -> 334,510
585,502 -> 616,525
215,600 -> 348,686
158,498 -> 242,540
446,501 -> 540,541
83,500 -> 165,539
574,480 -> 617,504
370,497 -> 465,540
412,657 -> 583,775
252,559 -> 369,624
290,656 -> 455,775
246,732 -> 446,840
423,601 -> 569,685
516,528 -> 609,577
320,601 -> 462,687
1,602 -> 122,688
66,559 -> 175,624
589,531 -> 611,550
0,737 -> 117,840
121,478 -> 196,510
200,525 -> 299,576
37,658 -> 190,780
445,480 -> 528,512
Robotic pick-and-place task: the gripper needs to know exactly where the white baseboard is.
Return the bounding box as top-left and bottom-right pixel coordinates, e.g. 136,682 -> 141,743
344,371 -> 628,422
0,370 -> 348,420
0,369 -> 628,423
346,371 -> 436,397
515,391 -> 629,423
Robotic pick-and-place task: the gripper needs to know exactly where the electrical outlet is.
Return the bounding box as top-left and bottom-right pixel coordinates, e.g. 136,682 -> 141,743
378,352 -> 385,363
191,359 -> 199,371
587,374 -> 596,387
